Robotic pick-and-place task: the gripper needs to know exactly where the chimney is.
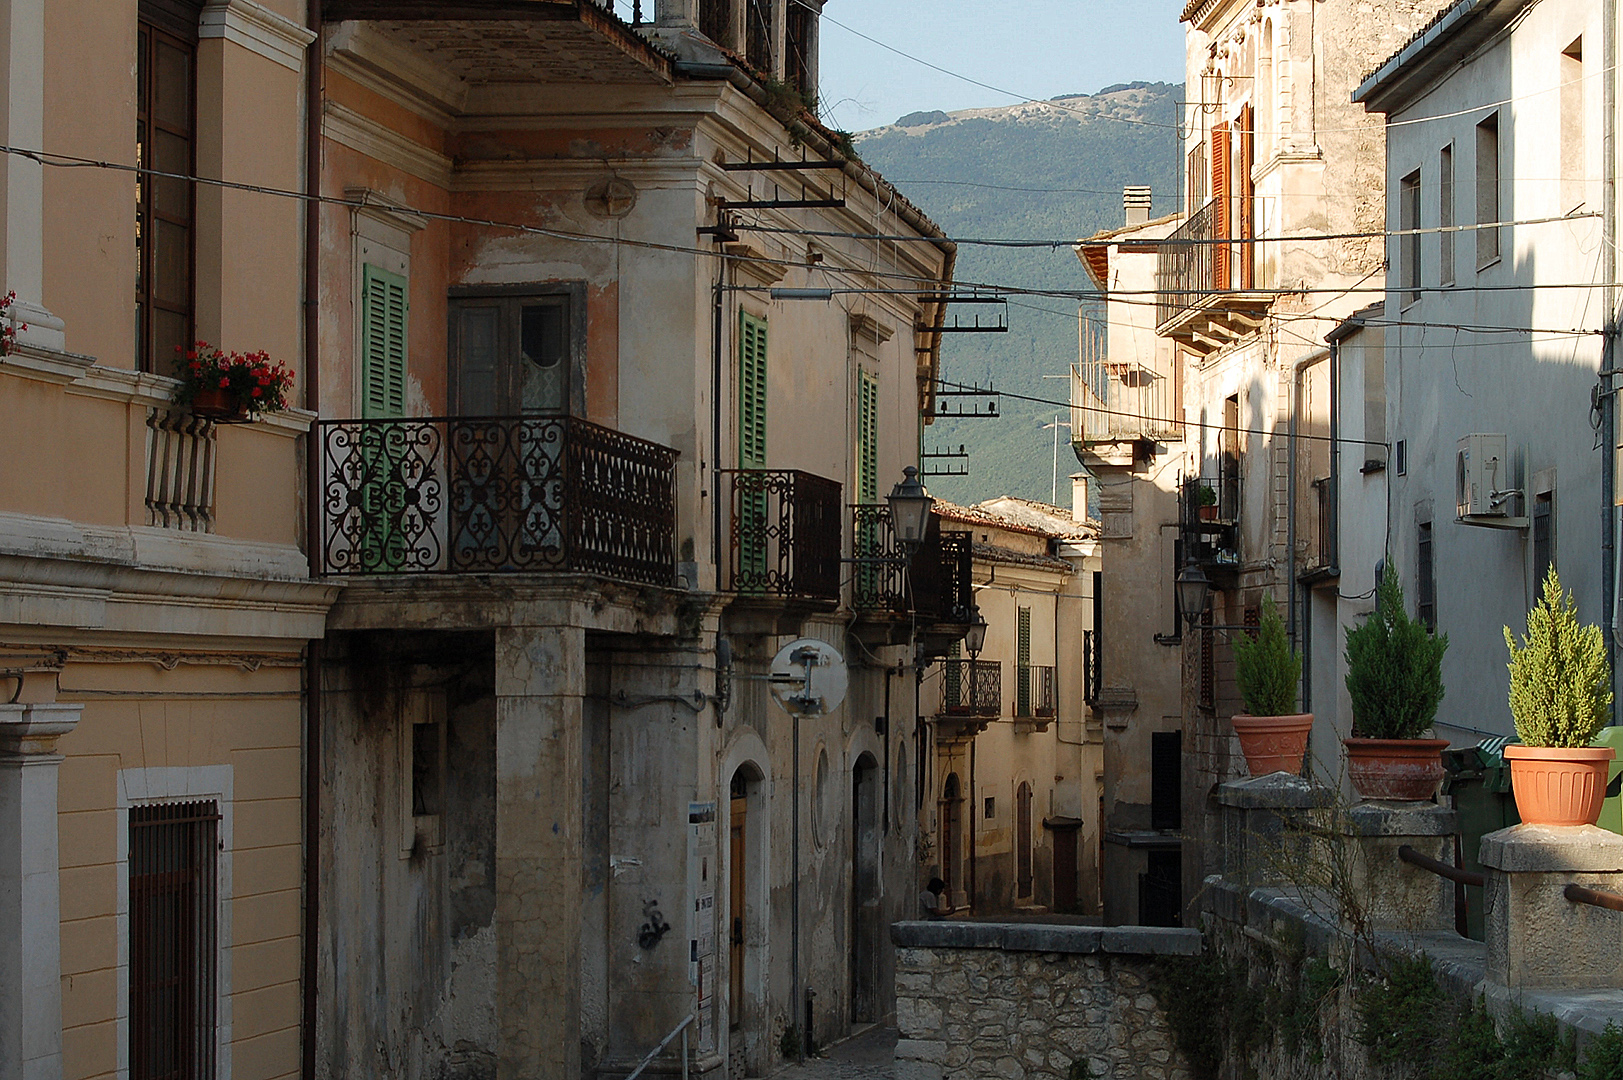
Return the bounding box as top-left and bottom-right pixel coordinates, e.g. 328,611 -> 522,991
655,0 -> 697,28
1070,473 -> 1090,524
1123,186 -> 1152,226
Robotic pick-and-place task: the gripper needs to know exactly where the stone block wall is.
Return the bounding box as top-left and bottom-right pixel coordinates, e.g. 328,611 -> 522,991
891,923 -> 1200,1080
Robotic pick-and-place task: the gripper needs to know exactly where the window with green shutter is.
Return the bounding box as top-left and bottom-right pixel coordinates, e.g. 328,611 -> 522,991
359,263 -> 408,569
1016,606 -> 1032,717
738,312 -> 769,583
362,263 -> 408,419
857,370 -> 879,503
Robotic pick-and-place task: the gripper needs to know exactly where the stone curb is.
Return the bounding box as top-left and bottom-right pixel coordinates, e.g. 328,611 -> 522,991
890,921 -> 1202,955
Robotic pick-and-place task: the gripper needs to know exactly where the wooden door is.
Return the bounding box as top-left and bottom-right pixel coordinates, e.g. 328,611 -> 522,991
1051,824 -> 1078,913
729,792 -> 747,1029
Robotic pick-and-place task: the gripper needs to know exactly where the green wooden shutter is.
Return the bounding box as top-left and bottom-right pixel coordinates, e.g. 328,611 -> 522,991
359,264 -> 409,569
738,313 -> 769,586
857,370 -> 879,502
739,312 -> 768,467
362,263 -> 408,419
1016,607 -> 1032,717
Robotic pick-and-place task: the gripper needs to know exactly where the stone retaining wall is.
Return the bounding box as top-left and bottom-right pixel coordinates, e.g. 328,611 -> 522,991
890,923 -> 1201,1080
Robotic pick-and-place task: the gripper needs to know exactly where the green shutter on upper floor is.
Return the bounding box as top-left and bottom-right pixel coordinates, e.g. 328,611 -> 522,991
739,312 -> 768,467
858,370 -> 879,503
362,263 -> 408,419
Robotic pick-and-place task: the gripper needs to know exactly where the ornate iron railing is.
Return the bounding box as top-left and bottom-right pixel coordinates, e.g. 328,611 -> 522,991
939,659 -> 1001,717
1156,200 -> 1215,330
1082,629 -> 1101,707
1017,665 -> 1055,718
317,415 -> 679,583
1179,474 -> 1242,568
851,504 -> 906,613
722,469 -> 841,600
850,506 -> 974,622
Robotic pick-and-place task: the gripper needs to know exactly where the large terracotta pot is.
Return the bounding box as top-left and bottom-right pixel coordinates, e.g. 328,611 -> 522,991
1504,745 -> 1615,826
1232,713 -> 1313,777
190,386 -> 248,422
1344,737 -> 1449,801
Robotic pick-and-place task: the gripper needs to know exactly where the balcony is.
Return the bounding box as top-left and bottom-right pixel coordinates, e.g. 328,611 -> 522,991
851,509 -> 975,646
316,415 -> 678,583
1016,664 -> 1056,723
937,658 -> 1001,741
1072,357 -> 1182,468
1179,474 -> 1242,574
1155,200 -> 1269,357
721,469 -> 841,612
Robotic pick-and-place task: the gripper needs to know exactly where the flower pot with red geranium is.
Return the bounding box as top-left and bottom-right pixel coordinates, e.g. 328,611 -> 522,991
1342,564 -> 1451,801
175,342 -> 293,422
1232,594 -> 1312,777
1502,567 -> 1615,827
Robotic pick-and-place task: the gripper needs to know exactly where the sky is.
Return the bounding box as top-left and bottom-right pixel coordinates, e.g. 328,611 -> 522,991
814,0 -> 1190,133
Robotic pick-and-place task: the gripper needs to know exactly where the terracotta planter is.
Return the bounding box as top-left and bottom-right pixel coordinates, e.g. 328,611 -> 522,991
1344,737 -> 1449,801
1198,504 -> 1219,522
189,386 -> 248,422
1232,713 -> 1313,777
1504,745 -> 1615,826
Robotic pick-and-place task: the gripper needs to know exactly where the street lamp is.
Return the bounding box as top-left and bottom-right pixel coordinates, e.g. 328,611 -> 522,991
886,466 -> 934,552
963,606 -> 988,658
1175,560 -> 1212,627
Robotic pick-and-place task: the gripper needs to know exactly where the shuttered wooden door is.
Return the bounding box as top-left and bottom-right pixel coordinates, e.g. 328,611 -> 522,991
1210,122 -> 1231,291
738,313 -> 769,584
360,263 -> 408,570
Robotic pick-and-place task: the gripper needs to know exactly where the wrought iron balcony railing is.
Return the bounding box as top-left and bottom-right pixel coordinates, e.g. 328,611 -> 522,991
316,415 -> 678,584
939,659 -> 1001,718
852,505 -> 975,622
1179,474 -> 1242,569
721,469 -> 841,601
1072,359 -> 1182,447
1016,664 -> 1056,719
1082,629 -> 1101,707
1156,200 -> 1216,330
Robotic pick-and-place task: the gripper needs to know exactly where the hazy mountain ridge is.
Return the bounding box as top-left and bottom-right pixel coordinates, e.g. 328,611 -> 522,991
856,82 -> 1182,506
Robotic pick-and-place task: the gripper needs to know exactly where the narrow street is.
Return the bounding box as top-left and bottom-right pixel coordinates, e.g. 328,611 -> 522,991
769,1027 -> 899,1080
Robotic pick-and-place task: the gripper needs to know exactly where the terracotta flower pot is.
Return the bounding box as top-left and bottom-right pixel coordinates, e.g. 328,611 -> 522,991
190,386 -> 247,422
1198,504 -> 1219,522
1344,737 -> 1449,801
1232,713 -> 1313,777
1504,745 -> 1615,827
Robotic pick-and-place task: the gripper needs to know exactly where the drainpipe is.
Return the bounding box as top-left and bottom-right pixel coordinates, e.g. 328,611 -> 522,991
790,707 -> 802,1063
967,736 -> 977,913
1605,0 -> 1618,711
300,5 -> 323,1080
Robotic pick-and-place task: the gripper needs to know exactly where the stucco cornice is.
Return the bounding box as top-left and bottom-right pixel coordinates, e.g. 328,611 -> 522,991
323,100 -> 454,188
200,0 -> 317,73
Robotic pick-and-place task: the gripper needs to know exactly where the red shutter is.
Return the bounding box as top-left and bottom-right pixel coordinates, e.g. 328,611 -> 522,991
1211,123 -> 1231,291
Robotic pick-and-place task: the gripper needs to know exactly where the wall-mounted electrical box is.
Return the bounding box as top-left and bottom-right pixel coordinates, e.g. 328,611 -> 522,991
1456,433 -> 1528,528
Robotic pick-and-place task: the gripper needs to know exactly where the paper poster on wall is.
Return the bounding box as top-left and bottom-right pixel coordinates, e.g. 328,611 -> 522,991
688,801 -> 717,1051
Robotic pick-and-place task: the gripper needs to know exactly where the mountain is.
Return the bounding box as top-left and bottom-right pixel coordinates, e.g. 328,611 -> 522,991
856,82 -> 1183,507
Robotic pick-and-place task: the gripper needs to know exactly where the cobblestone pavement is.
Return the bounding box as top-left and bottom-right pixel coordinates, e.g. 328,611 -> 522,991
767,1026 -> 897,1080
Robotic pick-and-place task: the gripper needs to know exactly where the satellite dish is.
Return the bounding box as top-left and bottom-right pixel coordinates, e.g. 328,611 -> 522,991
768,638 -> 848,717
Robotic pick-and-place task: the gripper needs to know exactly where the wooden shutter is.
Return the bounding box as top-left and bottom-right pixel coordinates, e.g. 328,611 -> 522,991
1210,122 -> 1231,291
361,263 -> 408,418
857,370 -> 879,502
1237,104 -> 1254,289
738,312 -> 768,467
1016,606 -> 1032,717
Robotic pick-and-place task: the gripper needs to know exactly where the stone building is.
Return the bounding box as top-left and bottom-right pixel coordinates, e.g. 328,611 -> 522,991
1353,0 -> 1610,741
307,2 -> 959,1079
920,495 -> 1101,918
1074,0 -> 1457,924
0,4 -> 334,1080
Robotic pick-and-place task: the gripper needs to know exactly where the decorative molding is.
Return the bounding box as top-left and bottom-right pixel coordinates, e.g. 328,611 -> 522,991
848,312 -> 894,346
345,186 -> 430,235
325,21 -> 467,124
724,244 -> 788,287
450,157 -> 705,193
323,100 -> 453,188
199,0 -> 315,73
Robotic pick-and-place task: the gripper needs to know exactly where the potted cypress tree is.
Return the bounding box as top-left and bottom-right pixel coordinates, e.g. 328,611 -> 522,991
1503,567 -> 1615,826
1232,594 -> 1312,776
1342,564 -> 1450,800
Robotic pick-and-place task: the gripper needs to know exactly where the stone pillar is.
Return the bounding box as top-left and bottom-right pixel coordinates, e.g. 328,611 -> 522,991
0,702 -> 82,1080
495,625 -> 586,1080
1342,802 -> 1458,932
655,0 -> 697,27
0,0 -> 64,349
1215,773 -> 1333,888
1481,824 -> 1623,991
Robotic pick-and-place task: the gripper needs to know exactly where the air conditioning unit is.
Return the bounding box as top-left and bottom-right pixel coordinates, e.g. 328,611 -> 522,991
1456,433 -> 1511,519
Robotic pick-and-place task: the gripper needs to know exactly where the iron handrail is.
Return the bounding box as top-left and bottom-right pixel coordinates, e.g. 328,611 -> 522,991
1397,844 -> 1485,887
623,1013 -> 695,1080
1565,883 -> 1623,912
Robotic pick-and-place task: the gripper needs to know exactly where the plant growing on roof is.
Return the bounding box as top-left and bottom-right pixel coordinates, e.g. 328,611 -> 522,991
1505,566 -> 1611,748
1234,594 -> 1301,716
1344,563 -> 1447,739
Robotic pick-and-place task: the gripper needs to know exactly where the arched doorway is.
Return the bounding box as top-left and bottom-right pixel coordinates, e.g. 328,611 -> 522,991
726,761 -> 765,1078
940,773 -> 962,909
850,753 -> 880,1022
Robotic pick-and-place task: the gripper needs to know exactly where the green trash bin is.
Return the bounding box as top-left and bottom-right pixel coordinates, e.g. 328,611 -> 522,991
1591,727 -> 1623,835
1442,736 -> 1519,941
